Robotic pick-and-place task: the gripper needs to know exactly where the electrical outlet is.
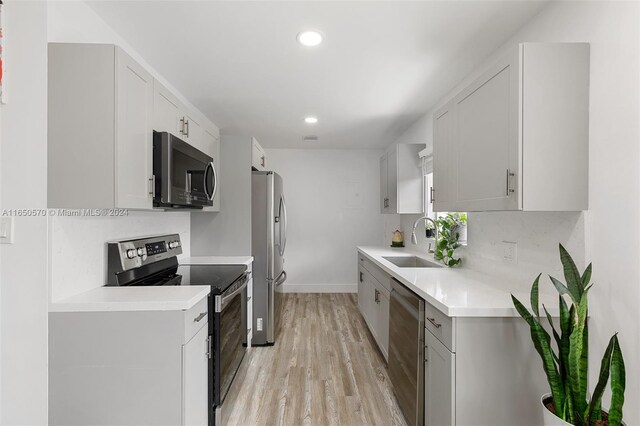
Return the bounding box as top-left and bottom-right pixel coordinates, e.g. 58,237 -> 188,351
257,318 -> 263,331
0,217 -> 14,244
502,241 -> 517,263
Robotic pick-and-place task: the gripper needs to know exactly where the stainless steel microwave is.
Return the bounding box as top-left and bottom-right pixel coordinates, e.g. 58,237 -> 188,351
153,131 -> 217,209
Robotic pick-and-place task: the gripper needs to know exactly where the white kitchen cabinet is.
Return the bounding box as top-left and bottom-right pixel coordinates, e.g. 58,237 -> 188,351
433,43 -> 589,212
421,300 -> 551,425
252,138 -> 267,171
153,80 -> 182,135
116,48 -> 155,210
380,144 -> 425,214
49,295 -> 210,426
48,43 -> 154,209
375,287 -> 390,358
182,325 -> 209,426
425,328 -> 455,426
153,80 -> 219,160
357,254 -> 390,360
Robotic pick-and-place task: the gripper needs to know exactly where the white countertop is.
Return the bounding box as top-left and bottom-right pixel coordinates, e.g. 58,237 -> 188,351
357,246 -> 557,318
182,256 -> 253,266
49,286 -> 211,313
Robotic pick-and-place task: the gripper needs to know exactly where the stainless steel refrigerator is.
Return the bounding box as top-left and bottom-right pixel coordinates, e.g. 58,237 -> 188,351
251,171 -> 287,346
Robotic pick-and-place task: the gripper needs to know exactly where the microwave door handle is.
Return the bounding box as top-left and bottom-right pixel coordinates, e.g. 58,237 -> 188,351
204,161 -> 217,201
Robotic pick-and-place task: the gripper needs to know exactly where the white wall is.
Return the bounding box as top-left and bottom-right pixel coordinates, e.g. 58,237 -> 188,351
191,136 -> 252,257
266,149 -> 384,292
390,1 -> 640,421
0,1 -> 49,424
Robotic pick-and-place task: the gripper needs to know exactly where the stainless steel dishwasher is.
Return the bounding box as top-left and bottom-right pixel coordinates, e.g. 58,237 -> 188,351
389,278 -> 425,426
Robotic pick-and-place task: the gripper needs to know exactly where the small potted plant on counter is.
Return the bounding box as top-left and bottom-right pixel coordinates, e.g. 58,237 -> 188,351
511,245 -> 626,426
434,213 -> 466,267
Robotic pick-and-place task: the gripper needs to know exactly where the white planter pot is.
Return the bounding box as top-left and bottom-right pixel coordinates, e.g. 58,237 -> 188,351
540,393 -> 625,426
541,394 -> 572,426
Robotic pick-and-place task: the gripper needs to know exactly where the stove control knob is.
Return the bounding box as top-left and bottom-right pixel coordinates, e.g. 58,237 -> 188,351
168,242 -> 176,249
137,248 -> 145,257
176,241 -> 181,247
126,249 -> 136,259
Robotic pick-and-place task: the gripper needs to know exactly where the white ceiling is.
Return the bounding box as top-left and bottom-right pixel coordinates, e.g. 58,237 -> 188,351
87,1 -> 548,149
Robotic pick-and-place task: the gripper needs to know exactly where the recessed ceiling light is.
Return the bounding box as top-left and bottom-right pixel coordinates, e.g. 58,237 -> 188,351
304,116 -> 318,124
297,31 -> 323,47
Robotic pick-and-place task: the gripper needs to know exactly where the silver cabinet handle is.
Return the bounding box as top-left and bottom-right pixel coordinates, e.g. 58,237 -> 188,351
430,187 -> 435,203
374,289 -> 380,304
359,272 -> 363,282
180,117 -> 186,135
427,317 -> 442,328
261,155 -> 265,167
149,175 -> 155,197
185,119 -> 190,137
206,335 -> 212,359
193,312 -> 207,323
506,169 -> 515,196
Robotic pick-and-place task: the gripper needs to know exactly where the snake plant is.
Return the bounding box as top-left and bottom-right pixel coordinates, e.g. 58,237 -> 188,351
511,245 -> 626,425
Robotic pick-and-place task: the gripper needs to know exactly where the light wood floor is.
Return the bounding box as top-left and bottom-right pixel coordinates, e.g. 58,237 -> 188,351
222,293 -> 408,426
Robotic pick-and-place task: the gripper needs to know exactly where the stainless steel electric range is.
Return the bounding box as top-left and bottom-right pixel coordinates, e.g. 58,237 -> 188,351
106,234 -> 248,426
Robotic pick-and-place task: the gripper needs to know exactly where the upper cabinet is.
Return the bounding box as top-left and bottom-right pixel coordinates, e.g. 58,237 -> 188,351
49,43 -> 221,211
48,43 -> 154,209
433,43 -> 590,212
380,144 -> 425,214
251,138 -> 267,171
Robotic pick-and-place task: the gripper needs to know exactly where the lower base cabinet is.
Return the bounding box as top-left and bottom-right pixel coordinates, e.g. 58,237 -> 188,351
49,297 -> 210,426
423,301 -> 551,425
357,253 -> 390,360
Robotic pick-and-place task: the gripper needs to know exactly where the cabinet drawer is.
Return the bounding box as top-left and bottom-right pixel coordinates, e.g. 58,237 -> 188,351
358,254 -> 391,292
425,302 -> 454,352
184,296 -> 209,343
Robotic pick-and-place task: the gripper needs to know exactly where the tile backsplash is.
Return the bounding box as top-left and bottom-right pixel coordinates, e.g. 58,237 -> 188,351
393,211 -> 586,290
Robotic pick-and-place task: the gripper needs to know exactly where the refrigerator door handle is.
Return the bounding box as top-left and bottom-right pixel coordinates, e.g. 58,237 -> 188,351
274,270 -> 287,287
279,195 -> 288,256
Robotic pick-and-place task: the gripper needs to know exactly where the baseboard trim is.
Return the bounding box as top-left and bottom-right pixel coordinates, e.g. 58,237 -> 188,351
280,283 -> 357,293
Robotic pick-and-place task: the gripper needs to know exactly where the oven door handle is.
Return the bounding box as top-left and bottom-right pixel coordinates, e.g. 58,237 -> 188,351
220,279 -> 249,311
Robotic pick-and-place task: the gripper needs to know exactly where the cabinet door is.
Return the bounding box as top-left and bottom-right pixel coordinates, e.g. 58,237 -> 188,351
454,48 -> 520,211
425,330 -> 455,426
153,80 -> 181,135
376,289 -> 390,361
433,102 -> 457,212
358,267 -> 367,318
379,154 -> 388,213
358,269 -> 377,338
387,149 -> 398,213
252,138 -> 266,171
115,48 -> 153,209
182,325 -> 209,426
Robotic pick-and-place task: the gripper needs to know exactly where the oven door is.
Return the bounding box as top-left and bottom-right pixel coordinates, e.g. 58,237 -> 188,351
153,131 -> 216,208
212,275 -> 248,408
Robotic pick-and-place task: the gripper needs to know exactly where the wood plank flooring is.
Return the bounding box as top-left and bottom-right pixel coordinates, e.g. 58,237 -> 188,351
222,293 -> 408,426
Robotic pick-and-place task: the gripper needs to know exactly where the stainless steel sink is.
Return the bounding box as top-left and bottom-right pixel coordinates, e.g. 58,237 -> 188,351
382,256 -> 440,268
